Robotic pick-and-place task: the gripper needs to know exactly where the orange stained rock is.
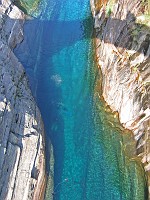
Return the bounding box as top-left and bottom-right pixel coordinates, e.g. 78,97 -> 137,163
95,0 -> 108,10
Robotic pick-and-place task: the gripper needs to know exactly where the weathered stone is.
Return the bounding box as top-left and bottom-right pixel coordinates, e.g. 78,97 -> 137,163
91,0 -> 150,198
0,0 -> 45,199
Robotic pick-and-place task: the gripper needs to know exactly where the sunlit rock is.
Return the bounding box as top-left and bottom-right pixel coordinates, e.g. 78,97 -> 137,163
0,1 -> 45,199
91,0 -> 150,197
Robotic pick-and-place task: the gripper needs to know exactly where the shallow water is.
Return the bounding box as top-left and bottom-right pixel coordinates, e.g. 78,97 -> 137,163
15,0 -> 147,199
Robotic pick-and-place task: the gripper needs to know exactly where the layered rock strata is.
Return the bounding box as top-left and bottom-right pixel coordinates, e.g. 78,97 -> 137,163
91,0 -> 150,197
0,0 -> 45,199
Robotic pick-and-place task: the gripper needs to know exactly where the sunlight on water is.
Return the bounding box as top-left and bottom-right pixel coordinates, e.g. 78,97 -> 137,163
14,0 -> 148,199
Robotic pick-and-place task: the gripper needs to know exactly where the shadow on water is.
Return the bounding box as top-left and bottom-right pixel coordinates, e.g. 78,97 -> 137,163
14,12 -> 150,61
14,12 -> 94,199
13,8 -> 149,199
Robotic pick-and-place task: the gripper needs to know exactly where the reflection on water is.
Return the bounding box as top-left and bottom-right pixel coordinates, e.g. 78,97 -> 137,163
14,0 -> 148,199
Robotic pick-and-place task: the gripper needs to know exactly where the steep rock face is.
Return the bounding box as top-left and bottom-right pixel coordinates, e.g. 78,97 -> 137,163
0,0 -> 45,199
91,0 -> 150,197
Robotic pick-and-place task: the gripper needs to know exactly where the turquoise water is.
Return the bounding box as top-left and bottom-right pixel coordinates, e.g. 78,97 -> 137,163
15,0 -> 148,199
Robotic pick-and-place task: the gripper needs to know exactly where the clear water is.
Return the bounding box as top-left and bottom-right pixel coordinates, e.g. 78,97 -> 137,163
15,0 -> 148,199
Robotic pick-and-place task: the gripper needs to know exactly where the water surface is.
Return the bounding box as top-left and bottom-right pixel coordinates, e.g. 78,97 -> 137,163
15,0 -> 147,199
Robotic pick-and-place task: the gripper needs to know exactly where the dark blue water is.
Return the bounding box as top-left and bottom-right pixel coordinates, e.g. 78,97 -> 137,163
15,0 -> 147,199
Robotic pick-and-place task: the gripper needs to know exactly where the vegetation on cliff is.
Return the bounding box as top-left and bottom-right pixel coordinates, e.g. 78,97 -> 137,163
14,0 -> 40,15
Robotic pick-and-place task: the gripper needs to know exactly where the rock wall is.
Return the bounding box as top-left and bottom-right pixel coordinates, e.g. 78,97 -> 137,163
0,0 -> 45,199
90,0 -> 150,198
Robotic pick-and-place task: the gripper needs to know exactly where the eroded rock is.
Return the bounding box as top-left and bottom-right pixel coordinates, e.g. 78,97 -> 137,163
91,0 -> 150,197
0,0 -> 45,199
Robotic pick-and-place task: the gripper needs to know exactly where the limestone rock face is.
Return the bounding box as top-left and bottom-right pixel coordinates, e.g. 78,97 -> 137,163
0,1 -> 45,199
91,0 -> 150,196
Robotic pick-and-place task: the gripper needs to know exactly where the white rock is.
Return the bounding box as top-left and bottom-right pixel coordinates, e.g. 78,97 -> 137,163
0,1 -> 45,200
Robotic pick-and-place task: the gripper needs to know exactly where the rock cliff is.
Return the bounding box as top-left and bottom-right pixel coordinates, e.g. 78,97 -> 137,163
0,0 -> 45,199
90,0 -> 150,198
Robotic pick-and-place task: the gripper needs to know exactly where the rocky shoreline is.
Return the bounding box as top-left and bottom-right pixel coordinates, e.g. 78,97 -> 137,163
0,0 -> 45,199
90,0 -> 150,198
0,0 -> 149,199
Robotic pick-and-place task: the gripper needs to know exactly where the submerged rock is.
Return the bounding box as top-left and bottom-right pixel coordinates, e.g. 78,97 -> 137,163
91,0 -> 150,198
0,0 -> 45,199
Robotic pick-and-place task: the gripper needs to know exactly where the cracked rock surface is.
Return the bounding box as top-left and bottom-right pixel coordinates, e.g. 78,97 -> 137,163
91,0 -> 150,197
0,0 -> 45,199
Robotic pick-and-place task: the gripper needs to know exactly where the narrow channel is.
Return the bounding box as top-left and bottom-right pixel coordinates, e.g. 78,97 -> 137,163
15,0 -> 147,199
